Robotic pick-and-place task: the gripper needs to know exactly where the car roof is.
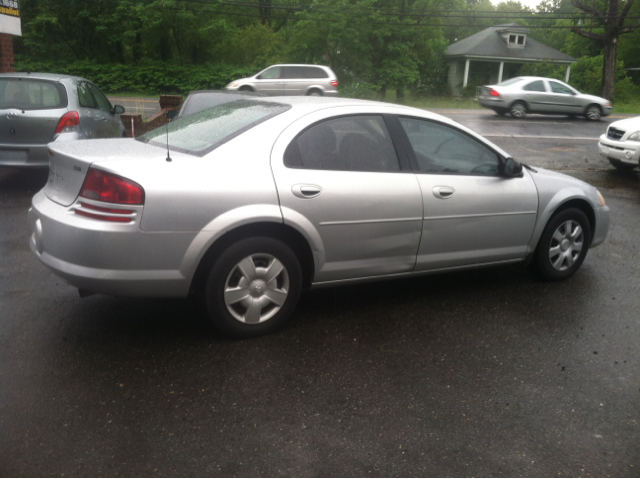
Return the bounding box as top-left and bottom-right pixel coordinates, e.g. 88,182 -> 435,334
0,72 -> 88,83
242,96 -> 464,128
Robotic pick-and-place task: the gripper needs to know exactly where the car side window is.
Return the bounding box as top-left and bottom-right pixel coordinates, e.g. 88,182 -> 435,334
284,115 -> 400,172
523,80 -> 545,92
257,67 -> 281,80
77,82 -> 97,109
88,83 -> 113,112
549,81 -> 573,95
398,117 -> 500,176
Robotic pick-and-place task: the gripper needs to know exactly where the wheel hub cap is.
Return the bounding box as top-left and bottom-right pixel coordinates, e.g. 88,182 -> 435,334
223,253 -> 290,324
548,220 -> 584,271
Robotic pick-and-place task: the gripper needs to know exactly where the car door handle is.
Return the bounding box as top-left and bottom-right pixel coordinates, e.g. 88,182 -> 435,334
292,184 -> 322,199
433,186 -> 455,199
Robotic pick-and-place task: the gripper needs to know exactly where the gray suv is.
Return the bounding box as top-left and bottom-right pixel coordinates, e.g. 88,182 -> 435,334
226,64 -> 339,96
1,72 -> 125,168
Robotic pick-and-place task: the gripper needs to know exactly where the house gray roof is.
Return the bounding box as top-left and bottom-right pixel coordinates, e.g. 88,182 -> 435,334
446,24 -> 576,63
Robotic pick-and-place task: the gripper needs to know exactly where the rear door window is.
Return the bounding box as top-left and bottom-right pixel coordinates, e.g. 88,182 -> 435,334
284,115 -> 400,172
523,80 -> 545,92
0,79 -> 67,110
77,82 -> 98,108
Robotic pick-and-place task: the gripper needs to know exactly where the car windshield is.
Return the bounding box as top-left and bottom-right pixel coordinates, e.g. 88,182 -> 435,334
497,77 -> 524,87
138,100 -> 290,156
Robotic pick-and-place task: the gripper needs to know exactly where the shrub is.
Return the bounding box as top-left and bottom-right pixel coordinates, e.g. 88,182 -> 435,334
14,59 -> 257,94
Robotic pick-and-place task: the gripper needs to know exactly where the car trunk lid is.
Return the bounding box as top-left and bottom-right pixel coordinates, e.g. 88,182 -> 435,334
44,138 -> 170,207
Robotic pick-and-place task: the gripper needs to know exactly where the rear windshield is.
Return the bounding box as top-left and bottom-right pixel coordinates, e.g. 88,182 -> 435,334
498,77 -> 524,87
138,100 -> 290,156
0,79 -> 68,110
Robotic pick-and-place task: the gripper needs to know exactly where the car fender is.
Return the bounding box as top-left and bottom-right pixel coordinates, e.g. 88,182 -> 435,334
527,186 -> 594,253
304,85 -> 326,95
178,204 -> 284,279
279,206 -> 326,274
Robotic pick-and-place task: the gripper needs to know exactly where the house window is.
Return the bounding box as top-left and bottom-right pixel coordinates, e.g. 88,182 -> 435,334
508,34 -> 525,47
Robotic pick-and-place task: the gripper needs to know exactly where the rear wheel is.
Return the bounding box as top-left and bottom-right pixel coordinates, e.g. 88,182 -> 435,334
510,101 -> 527,118
608,158 -> 637,171
204,237 -> 302,338
585,105 -> 602,121
307,89 -> 322,97
533,208 -> 591,281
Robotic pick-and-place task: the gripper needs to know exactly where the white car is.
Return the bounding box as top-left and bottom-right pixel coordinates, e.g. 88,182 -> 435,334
598,116 -> 640,171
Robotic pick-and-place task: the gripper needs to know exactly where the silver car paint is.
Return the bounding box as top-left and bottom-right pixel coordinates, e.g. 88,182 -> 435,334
30,97 -> 609,298
1,73 -> 125,168
478,76 -> 612,117
226,64 -> 339,97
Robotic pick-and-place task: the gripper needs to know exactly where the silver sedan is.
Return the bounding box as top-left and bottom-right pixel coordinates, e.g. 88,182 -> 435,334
29,97 -> 610,337
478,76 -> 612,120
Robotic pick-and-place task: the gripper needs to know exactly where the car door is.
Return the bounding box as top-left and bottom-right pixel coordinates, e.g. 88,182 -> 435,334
254,66 -> 285,95
395,116 -> 539,271
548,80 -> 583,115
271,113 -> 423,283
87,82 -> 121,137
520,79 -> 550,113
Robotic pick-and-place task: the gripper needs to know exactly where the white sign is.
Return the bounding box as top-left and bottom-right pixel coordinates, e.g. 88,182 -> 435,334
0,0 -> 21,36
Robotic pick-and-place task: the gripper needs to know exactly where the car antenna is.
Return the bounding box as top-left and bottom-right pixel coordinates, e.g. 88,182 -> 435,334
165,114 -> 172,162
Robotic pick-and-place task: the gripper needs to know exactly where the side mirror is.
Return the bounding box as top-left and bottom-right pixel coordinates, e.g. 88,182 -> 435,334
166,110 -> 178,121
502,157 -> 523,177
112,105 -> 125,115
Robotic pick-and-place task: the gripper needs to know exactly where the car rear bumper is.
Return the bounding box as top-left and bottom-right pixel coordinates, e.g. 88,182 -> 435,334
0,144 -> 49,168
598,135 -> 640,165
478,97 -> 505,109
29,190 -> 195,298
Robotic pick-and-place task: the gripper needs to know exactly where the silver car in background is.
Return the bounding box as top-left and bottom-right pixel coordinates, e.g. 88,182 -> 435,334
226,64 -> 339,96
478,76 -> 612,120
598,116 -> 640,171
0,72 -> 125,168
29,97 -> 609,338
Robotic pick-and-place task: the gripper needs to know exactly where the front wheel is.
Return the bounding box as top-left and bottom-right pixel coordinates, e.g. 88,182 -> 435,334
608,158 -> 637,171
585,105 -> 602,121
204,237 -> 302,338
533,208 -> 591,281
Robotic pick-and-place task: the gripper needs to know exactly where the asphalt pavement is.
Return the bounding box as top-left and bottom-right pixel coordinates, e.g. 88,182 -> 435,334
1,110 -> 639,477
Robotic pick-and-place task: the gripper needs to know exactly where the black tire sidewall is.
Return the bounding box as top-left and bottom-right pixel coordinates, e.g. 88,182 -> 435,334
535,208 -> 592,281
205,237 -> 302,338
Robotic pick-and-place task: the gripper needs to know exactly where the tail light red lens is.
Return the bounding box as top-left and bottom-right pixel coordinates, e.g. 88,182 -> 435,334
79,169 -> 144,205
55,111 -> 80,133
331,80 -> 339,87
490,89 -> 500,97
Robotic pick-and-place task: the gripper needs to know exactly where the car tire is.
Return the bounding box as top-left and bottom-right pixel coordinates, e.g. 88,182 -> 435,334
510,101 -> 527,119
533,208 -> 591,281
585,105 -> 602,121
239,86 -> 254,92
307,90 -> 322,97
204,237 -> 302,338
608,157 -> 638,171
